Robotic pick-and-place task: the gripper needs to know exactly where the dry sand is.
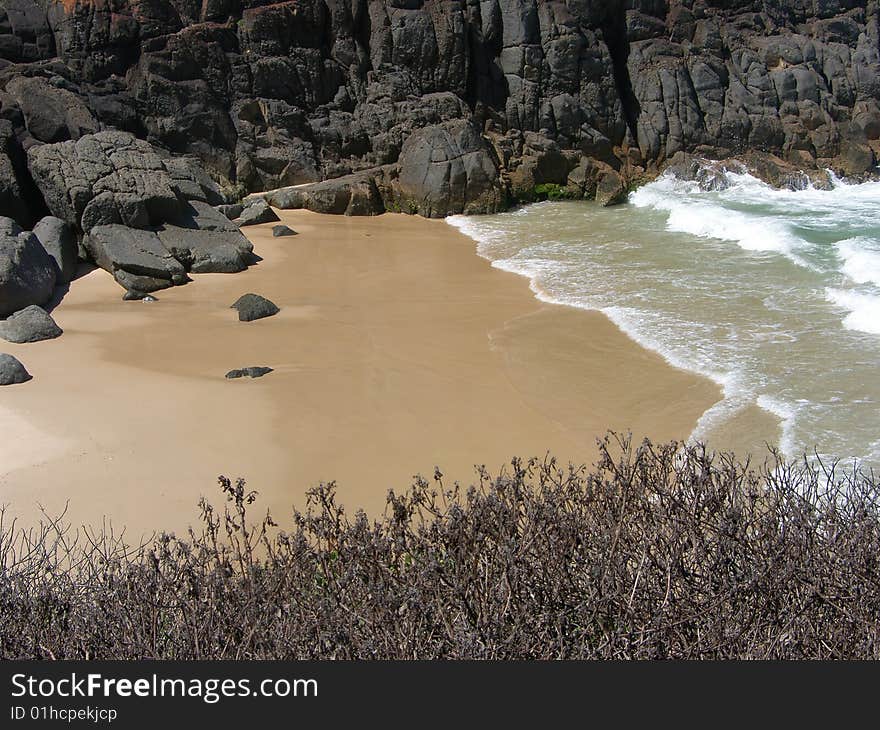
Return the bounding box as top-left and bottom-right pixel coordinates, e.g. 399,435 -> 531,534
0,211 -> 720,536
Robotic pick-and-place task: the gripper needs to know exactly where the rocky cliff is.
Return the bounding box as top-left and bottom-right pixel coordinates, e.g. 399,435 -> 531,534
1,0 -> 879,225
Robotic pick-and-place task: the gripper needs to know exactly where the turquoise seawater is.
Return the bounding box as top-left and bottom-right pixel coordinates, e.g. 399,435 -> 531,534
449,171 -> 880,468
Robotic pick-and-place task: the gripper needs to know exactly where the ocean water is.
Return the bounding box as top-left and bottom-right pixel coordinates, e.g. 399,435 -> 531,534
448,170 -> 880,468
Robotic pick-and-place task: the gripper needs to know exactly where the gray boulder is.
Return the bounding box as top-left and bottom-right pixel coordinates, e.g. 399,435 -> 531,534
225,366 -> 273,379
260,168 -> 387,216
0,219 -> 57,317
231,293 -> 279,322
393,120 -> 507,217
158,200 -> 254,274
0,353 -> 31,385
32,216 -> 78,284
237,199 -> 280,226
0,305 -> 62,343
272,225 -> 297,237
27,131 -> 181,231
158,227 -> 252,274
83,225 -> 187,294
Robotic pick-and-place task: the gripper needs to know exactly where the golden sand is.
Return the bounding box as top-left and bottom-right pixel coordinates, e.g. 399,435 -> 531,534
0,211 -> 720,535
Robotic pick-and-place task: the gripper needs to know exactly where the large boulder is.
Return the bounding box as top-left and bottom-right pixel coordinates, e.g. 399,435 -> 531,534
260,169 -> 387,216
0,353 -> 31,385
32,215 -> 77,284
27,131 -> 182,231
393,120 -> 507,217
83,225 -> 187,295
259,167 -> 389,216
0,305 -> 62,343
158,200 -> 254,274
0,217 -> 57,317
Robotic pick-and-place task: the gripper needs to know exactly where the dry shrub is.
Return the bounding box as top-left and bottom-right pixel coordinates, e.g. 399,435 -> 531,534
2,436 -> 879,659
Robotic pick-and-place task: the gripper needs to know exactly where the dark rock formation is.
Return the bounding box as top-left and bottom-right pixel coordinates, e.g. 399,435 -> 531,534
392,120 -> 507,217
231,293 -> 279,322
237,199 -> 280,226
32,215 -> 77,283
225,366 -> 273,379
84,225 -> 188,295
0,304 -> 62,343
0,352 -> 31,384
28,131 -> 185,232
6,75 -> 97,143
0,216 -> 56,316
258,168 -> 389,216
0,0 -> 876,229
272,224 -> 297,237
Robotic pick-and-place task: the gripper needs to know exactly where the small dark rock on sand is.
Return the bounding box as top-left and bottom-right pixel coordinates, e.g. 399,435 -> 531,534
0,353 -> 32,385
231,293 -> 279,322
226,367 -> 273,379
0,305 -> 63,343
272,225 -> 297,237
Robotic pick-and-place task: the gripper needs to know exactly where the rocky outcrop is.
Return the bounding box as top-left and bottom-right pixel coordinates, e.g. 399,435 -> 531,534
28,131 -> 189,232
0,216 -> 56,316
0,0 -> 877,229
0,304 -> 61,342
0,352 -> 31,384
23,131 -> 256,295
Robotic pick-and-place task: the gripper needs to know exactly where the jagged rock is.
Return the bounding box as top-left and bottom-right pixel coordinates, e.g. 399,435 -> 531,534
0,0 -> 877,224
0,218 -> 57,317
393,120 -> 507,217
27,131 -> 181,231
272,225 -> 297,237
158,227 -> 252,274
0,353 -> 31,384
0,304 -> 62,343
6,76 -> 98,143
32,215 -> 77,283
596,169 -> 628,207
237,199 -> 279,226
230,293 -> 279,322
83,225 -> 186,294
217,204 -> 244,221
158,200 -> 254,274
225,366 -> 273,379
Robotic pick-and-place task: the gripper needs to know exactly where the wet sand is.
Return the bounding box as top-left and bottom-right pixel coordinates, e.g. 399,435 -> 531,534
0,211 -> 720,536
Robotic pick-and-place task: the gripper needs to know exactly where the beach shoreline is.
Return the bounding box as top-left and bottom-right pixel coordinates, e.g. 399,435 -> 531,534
1,210 -> 721,536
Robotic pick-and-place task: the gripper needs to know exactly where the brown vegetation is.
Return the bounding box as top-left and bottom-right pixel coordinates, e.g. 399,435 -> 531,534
2,436 -> 878,659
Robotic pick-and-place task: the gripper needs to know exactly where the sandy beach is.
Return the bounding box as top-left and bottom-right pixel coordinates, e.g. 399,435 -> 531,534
0,211 -> 720,536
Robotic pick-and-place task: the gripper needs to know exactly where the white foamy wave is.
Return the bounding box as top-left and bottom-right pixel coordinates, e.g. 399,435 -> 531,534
825,287 -> 880,335
755,395 -> 799,458
836,238 -> 880,287
631,173 -> 804,256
